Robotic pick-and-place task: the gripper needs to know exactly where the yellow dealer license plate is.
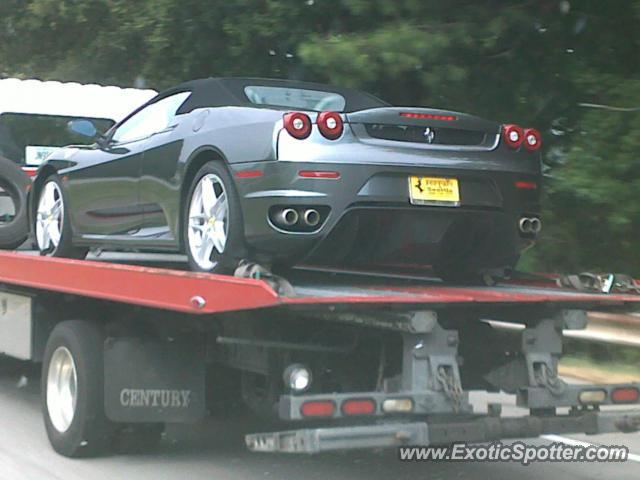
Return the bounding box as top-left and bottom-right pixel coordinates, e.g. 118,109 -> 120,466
408,176 -> 460,206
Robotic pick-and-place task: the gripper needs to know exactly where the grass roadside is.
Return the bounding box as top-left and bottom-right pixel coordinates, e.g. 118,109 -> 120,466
560,355 -> 640,383
559,321 -> 640,383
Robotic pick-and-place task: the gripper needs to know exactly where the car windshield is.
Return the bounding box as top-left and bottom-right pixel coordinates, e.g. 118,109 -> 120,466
0,113 -> 114,166
244,85 -> 346,112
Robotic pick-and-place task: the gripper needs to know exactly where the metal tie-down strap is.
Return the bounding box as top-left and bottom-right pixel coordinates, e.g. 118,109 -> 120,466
437,365 -> 465,412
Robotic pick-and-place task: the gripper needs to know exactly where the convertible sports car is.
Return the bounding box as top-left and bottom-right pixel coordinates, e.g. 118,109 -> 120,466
32,77 -> 542,281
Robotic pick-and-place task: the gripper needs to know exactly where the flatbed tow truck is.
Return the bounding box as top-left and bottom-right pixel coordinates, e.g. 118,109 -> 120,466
0,250 -> 639,457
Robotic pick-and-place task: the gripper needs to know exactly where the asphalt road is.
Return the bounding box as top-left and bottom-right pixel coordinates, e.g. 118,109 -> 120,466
0,358 -> 639,480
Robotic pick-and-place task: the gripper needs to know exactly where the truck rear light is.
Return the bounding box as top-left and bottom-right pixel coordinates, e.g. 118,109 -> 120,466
283,112 -> 312,139
317,111 -> 344,140
283,364 -> 312,392
341,398 -> 376,416
300,400 -> 335,417
611,387 -> 639,404
400,112 -> 457,121
578,389 -> 607,405
381,398 -> 414,413
523,128 -> 542,151
502,124 -> 524,149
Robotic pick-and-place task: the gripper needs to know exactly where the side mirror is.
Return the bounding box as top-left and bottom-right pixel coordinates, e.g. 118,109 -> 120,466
67,119 -> 98,139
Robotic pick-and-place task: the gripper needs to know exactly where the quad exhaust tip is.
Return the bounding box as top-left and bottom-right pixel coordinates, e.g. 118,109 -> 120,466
303,209 -> 320,227
276,208 -> 299,227
272,207 -> 325,230
519,216 -> 542,234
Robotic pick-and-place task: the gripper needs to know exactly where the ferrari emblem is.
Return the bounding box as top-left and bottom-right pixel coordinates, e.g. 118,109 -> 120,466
423,127 -> 435,144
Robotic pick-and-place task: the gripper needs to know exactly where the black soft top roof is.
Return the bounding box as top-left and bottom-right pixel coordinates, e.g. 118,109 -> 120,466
155,77 -> 389,114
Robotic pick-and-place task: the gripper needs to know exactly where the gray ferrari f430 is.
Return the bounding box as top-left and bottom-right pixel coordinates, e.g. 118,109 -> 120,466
31,77 -> 542,282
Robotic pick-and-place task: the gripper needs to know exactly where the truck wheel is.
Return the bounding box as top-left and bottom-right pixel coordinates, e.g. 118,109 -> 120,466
0,155 -> 29,249
184,161 -> 245,273
34,175 -> 87,259
42,320 -> 112,457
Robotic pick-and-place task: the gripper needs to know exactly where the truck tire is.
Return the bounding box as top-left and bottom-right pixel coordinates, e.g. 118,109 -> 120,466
0,155 -> 29,249
42,320 -> 112,457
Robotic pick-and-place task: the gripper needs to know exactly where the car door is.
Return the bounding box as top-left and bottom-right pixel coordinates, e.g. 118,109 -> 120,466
62,137 -> 148,238
64,93 -> 189,238
137,92 -> 192,243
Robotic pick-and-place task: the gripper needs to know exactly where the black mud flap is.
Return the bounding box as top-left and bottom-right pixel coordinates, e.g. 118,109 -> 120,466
104,337 -> 206,423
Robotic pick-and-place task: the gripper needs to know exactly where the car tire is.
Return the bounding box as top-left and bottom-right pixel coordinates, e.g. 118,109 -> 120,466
0,155 -> 30,249
34,175 -> 88,259
42,320 -> 113,457
183,161 -> 245,273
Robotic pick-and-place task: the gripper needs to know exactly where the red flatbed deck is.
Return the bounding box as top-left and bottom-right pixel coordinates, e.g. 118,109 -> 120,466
0,251 -> 639,315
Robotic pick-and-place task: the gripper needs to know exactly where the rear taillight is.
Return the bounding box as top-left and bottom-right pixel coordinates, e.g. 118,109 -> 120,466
578,389 -> 607,405
283,112 -> 312,139
611,387 -> 639,404
523,128 -> 542,151
502,124 -> 524,149
381,398 -> 414,413
300,400 -> 335,417
341,398 -> 376,416
317,111 -> 344,140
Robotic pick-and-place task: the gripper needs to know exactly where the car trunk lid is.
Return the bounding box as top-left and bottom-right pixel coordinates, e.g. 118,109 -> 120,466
346,107 -> 500,149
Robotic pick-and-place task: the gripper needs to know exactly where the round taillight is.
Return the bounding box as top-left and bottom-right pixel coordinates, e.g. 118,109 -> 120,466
503,124 -> 524,149
523,128 -> 542,151
283,112 -> 312,139
317,111 -> 344,140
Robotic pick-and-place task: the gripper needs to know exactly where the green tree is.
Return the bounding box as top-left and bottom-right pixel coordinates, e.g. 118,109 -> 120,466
1,0 -> 638,274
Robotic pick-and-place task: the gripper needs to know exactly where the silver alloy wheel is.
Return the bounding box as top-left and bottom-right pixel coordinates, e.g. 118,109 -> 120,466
36,181 -> 64,253
187,173 -> 229,270
47,346 -> 78,433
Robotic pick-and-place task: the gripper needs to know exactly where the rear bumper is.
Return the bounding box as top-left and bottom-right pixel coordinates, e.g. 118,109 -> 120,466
246,409 -> 640,453
231,160 -> 540,269
279,383 -> 640,422
279,390 -> 472,421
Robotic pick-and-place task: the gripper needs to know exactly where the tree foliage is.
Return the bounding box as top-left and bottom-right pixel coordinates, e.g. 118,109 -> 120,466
1,0 -> 638,274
